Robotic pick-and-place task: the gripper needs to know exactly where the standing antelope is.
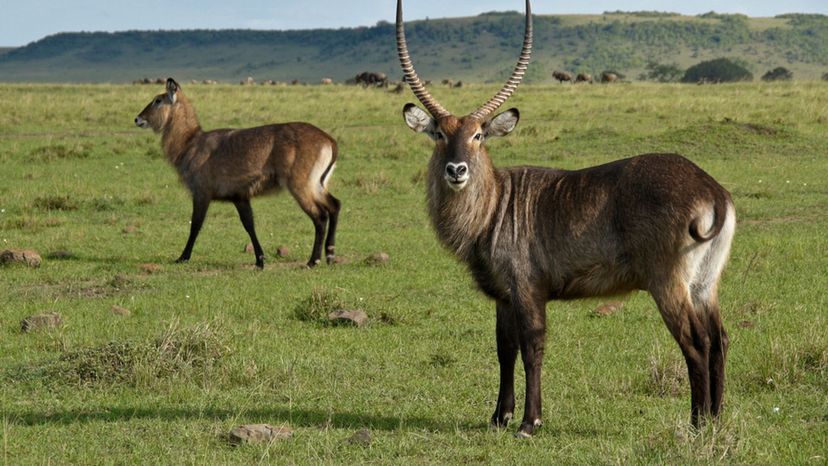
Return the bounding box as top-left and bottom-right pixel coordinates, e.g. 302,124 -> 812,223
396,0 -> 735,437
135,78 -> 341,269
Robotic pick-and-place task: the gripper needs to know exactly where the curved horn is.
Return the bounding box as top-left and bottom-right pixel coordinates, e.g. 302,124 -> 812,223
469,0 -> 533,120
396,0 -> 450,119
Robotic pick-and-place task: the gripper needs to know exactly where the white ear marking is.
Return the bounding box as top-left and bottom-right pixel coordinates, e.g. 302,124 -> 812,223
403,104 -> 435,134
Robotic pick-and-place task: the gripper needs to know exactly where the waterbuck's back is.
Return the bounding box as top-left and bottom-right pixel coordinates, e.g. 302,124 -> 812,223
184,122 -> 337,201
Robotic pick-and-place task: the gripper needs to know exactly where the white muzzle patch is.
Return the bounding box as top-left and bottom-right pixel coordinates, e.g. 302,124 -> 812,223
135,116 -> 149,129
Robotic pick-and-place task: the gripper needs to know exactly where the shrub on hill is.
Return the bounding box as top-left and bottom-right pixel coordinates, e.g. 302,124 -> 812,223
641,61 -> 684,82
682,58 -> 753,83
761,67 -> 793,81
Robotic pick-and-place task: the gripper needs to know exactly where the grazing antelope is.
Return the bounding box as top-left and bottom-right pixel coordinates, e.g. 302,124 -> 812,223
575,72 -> 593,83
396,0 -> 735,437
135,78 -> 341,269
552,70 -> 573,83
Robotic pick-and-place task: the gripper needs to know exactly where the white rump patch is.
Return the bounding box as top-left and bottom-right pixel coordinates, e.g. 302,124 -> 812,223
684,203 -> 736,309
310,144 -> 335,196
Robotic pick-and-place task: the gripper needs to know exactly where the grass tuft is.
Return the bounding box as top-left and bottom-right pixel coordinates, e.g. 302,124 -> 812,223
293,288 -> 347,325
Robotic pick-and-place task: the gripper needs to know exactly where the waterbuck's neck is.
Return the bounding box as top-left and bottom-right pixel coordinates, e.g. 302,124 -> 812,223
426,153 -> 501,259
161,94 -> 202,165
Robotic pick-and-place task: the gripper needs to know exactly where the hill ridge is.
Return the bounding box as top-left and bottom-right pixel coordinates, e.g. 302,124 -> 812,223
1,12 -> 826,83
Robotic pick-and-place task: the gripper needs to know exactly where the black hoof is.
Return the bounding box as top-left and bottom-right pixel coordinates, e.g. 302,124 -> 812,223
175,257 -> 190,264
490,412 -> 513,429
255,255 -> 265,269
516,420 -> 542,438
306,258 -> 321,268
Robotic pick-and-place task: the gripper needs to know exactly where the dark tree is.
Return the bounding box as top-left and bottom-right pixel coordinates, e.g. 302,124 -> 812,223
682,58 -> 753,83
761,66 -> 793,81
641,62 -> 684,82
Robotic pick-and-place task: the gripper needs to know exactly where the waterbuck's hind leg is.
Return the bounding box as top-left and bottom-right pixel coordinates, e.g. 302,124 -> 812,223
513,288 -> 547,438
177,196 -> 210,264
652,284 -> 713,428
491,300 -> 519,429
233,199 -> 266,269
706,303 -> 728,418
323,193 -> 341,264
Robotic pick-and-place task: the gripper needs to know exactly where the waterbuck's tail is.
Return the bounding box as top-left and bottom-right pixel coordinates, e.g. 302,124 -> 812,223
689,195 -> 729,242
319,141 -> 338,190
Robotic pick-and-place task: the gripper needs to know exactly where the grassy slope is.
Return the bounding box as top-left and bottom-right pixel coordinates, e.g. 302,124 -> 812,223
0,82 -> 826,464
0,13 -> 827,83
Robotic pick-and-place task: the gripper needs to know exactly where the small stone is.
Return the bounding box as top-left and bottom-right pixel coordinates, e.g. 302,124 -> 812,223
138,263 -> 163,274
244,243 -> 255,253
344,428 -> 371,446
21,312 -> 63,332
275,246 -> 290,258
593,301 -> 624,317
738,320 -> 755,329
328,309 -> 369,327
1,249 -> 42,268
111,305 -> 131,316
122,225 -> 139,234
228,424 -> 293,446
365,252 -> 389,266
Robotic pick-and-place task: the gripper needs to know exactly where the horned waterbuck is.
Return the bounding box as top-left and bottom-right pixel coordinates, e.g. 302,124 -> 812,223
135,78 -> 341,268
396,0 -> 735,437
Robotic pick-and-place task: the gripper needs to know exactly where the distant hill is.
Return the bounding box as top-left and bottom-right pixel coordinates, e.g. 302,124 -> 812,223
0,47 -> 14,57
1,11 -> 827,83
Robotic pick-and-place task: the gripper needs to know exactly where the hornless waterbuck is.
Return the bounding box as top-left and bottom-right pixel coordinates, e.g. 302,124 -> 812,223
396,0 -> 735,437
135,78 -> 341,268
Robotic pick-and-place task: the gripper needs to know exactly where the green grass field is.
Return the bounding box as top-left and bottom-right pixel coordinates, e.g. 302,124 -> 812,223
0,81 -> 826,464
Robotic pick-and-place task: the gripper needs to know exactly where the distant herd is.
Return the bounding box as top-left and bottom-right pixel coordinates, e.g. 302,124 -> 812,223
132,0 -> 737,439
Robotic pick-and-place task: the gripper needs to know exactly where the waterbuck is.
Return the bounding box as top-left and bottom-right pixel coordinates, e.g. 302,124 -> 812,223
396,0 -> 735,437
135,78 -> 341,268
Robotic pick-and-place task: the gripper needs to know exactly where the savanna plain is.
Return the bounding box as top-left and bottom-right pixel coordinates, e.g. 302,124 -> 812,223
0,81 -> 826,464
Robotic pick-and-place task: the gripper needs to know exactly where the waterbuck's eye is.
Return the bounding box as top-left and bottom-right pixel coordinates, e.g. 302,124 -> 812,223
473,133 -> 483,141
154,98 -> 162,105
434,131 -> 444,140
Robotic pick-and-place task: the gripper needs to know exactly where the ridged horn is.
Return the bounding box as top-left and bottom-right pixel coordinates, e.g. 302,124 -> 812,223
469,0 -> 533,120
396,0 -> 450,119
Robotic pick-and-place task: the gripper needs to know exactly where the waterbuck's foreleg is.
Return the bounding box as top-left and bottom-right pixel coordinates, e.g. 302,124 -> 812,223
491,300 -> 519,428
323,193 -> 341,264
513,288 -> 547,438
233,199 -> 266,269
177,195 -> 210,264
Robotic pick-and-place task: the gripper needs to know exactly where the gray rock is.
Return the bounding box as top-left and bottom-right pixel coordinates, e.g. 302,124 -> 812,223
593,301 -> 624,317
244,243 -> 255,253
328,309 -> 369,327
228,424 -> 293,446
276,246 -> 291,258
21,313 -> 63,332
111,305 -> 131,316
1,249 -> 42,268
365,252 -> 389,266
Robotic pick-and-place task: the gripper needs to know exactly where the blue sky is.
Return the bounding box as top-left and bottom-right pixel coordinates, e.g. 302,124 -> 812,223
2,0 -> 827,46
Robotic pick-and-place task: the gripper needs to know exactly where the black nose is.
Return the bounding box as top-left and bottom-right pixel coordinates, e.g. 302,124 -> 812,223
446,163 -> 468,179
134,117 -> 139,123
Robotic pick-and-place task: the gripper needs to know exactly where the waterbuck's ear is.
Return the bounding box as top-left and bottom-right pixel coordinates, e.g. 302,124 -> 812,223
403,103 -> 436,136
484,108 -> 520,138
166,78 -> 179,104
